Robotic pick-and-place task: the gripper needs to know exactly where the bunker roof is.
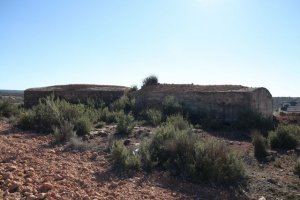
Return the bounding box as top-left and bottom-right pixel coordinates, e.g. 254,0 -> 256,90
140,84 -> 261,93
25,84 -> 129,92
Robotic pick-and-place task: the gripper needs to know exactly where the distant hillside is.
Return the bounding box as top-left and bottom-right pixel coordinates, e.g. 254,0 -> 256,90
273,97 -> 300,111
0,90 -> 24,97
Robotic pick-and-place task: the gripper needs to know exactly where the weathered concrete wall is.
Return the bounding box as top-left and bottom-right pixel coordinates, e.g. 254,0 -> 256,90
24,84 -> 129,108
135,84 -> 273,121
249,88 -> 273,118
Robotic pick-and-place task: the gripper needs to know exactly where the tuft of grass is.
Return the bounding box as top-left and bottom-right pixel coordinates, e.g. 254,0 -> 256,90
52,120 -> 76,144
115,112 -> 135,136
294,158 -> 300,177
252,131 -> 268,159
268,124 -> 299,150
65,137 -> 94,152
142,75 -> 158,88
111,140 -> 140,171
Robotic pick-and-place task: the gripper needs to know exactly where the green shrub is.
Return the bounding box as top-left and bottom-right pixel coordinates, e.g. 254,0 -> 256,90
99,107 -> 123,124
142,75 -> 158,88
74,117 -> 92,136
193,138 -> 244,184
138,115 -> 245,184
252,132 -> 268,159
116,113 -> 135,135
18,96 -> 96,134
17,111 -> 35,130
0,100 -> 20,118
294,158 -> 300,177
144,109 -> 162,126
110,95 -> 135,113
111,140 -> 140,171
162,96 -> 182,117
52,120 -> 76,144
269,125 -> 299,150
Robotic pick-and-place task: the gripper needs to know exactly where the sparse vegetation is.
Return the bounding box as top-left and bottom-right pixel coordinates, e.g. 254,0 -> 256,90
252,131 -> 268,159
65,136 -> 94,152
115,112 -> 135,135
111,140 -> 141,171
52,120 -> 76,144
142,75 -> 158,88
17,96 -> 96,135
268,124 -> 299,150
0,99 -> 20,118
138,115 -> 245,184
144,109 -> 162,126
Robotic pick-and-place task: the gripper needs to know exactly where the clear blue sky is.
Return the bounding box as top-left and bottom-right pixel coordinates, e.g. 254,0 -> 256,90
0,0 -> 299,96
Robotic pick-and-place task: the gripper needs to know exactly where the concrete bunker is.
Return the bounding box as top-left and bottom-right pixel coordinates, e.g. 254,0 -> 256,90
134,84 -> 273,122
24,84 -> 129,108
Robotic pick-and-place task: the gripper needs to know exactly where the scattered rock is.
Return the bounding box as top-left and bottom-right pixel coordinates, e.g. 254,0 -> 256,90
2,172 -> 12,180
36,193 -> 47,200
7,165 -> 17,171
39,182 -> 53,192
258,196 -> 266,200
267,178 -> 277,185
123,139 -> 131,146
8,181 -> 20,193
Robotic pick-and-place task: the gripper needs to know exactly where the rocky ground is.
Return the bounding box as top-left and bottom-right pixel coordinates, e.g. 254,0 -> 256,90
0,120 -> 299,200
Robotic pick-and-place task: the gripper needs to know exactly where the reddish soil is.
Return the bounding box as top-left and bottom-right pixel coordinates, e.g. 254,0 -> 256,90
0,120 -> 299,200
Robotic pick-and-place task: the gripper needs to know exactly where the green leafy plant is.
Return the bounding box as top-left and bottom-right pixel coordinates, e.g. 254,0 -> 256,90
268,125 -> 299,150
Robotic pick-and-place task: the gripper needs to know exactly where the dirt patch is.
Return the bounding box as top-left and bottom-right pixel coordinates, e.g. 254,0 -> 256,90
0,120 -> 299,200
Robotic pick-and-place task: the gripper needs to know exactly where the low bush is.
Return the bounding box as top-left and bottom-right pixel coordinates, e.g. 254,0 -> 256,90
110,95 -> 135,113
294,158 -> 300,177
74,116 -> 92,136
116,112 -> 135,135
162,96 -> 182,117
17,96 -> 95,135
252,132 -> 268,159
138,115 -> 245,184
144,109 -> 162,126
65,136 -> 94,152
268,125 -> 299,150
52,120 -> 76,144
17,111 -> 35,130
193,138 -> 245,184
142,75 -> 158,88
99,107 -> 123,124
0,100 -> 20,118
111,140 -> 140,171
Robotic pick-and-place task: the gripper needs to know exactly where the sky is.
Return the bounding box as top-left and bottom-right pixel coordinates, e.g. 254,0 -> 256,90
0,0 -> 299,96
